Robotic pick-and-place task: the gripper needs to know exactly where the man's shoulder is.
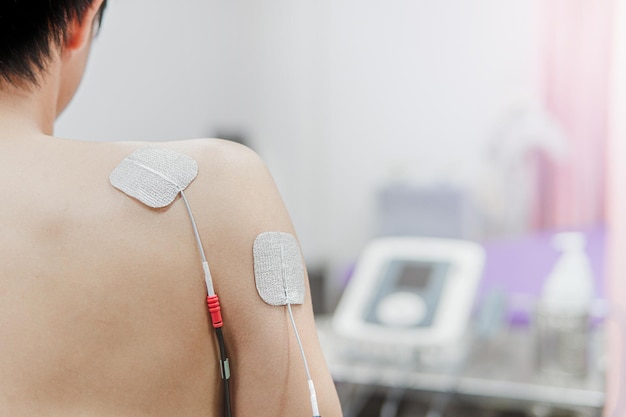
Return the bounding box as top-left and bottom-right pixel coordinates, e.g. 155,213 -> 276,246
146,138 -> 283,233
167,138 -> 273,199
105,137 -> 269,190
109,138 -> 262,169
165,138 -> 261,165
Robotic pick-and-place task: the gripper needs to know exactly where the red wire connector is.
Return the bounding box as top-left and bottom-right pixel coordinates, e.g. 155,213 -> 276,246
207,294 -> 224,328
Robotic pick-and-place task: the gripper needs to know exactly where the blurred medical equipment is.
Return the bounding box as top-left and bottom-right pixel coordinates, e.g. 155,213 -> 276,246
535,233 -> 594,378
320,229 -> 606,417
424,289 -> 507,417
333,237 -> 484,349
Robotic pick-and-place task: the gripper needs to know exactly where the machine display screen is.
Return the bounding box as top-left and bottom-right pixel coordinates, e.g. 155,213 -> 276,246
364,259 -> 449,328
396,263 -> 433,289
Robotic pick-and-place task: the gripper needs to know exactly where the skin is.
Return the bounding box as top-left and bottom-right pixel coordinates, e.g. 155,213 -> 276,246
0,2 -> 342,416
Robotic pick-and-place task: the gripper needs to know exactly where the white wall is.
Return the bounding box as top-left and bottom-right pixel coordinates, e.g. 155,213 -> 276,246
323,0 -> 538,267
56,0 -> 538,269
57,0 -> 220,141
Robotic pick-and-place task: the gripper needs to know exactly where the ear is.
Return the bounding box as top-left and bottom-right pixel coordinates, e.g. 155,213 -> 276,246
63,0 -> 106,53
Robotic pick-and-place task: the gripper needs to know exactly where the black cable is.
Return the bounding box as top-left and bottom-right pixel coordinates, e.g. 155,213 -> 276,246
215,327 -> 233,417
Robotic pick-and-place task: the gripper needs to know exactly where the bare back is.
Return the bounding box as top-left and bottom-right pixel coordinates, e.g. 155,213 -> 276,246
0,136 -> 340,416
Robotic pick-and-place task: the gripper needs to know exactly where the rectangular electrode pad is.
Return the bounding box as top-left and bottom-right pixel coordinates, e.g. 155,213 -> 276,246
253,232 -> 305,306
110,146 -> 198,208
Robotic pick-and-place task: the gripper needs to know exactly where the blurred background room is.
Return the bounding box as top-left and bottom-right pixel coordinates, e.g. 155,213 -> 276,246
56,0 -> 626,416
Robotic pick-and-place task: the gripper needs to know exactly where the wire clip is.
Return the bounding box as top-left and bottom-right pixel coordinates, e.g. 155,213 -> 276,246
220,358 -> 231,380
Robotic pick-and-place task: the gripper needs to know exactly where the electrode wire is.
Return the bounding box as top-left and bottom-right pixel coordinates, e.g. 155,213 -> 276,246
179,190 -> 208,264
128,159 -> 229,415
178,188 -> 231,417
128,160 -> 209,265
286,303 -> 311,380
281,245 -> 320,417
280,245 -> 311,380
179,189 -> 231,417
130,158 -> 214,294
179,190 -> 214,296
216,327 -> 233,417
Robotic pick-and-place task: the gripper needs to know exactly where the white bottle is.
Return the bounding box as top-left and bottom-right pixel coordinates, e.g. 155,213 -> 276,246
535,232 -> 594,377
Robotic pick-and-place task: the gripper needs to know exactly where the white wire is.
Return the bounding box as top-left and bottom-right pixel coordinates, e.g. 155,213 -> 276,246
129,162 -> 214,296
179,191 -> 207,263
287,304 -> 320,416
287,303 -> 312,381
281,244 -> 320,416
179,190 -> 215,296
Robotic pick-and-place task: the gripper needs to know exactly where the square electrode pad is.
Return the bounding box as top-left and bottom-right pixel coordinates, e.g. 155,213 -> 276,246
110,146 -> 198,208
253,232 -> 305,306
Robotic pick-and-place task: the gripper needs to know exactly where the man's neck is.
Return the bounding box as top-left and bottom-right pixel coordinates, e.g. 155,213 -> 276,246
0,76 -> 59,139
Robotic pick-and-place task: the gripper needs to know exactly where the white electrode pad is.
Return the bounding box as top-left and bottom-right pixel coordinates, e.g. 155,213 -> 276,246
110,146 -> 198,208
253,232 -> 305,306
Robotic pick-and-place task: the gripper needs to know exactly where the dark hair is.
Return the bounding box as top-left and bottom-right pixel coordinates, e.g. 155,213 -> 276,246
0,0 -> 107,87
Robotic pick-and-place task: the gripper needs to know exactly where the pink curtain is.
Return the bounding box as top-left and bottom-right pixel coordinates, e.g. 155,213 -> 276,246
533,0 -> 614,230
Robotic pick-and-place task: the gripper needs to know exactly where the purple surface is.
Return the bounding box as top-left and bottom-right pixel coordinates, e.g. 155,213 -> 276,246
478,225 -> 605,324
